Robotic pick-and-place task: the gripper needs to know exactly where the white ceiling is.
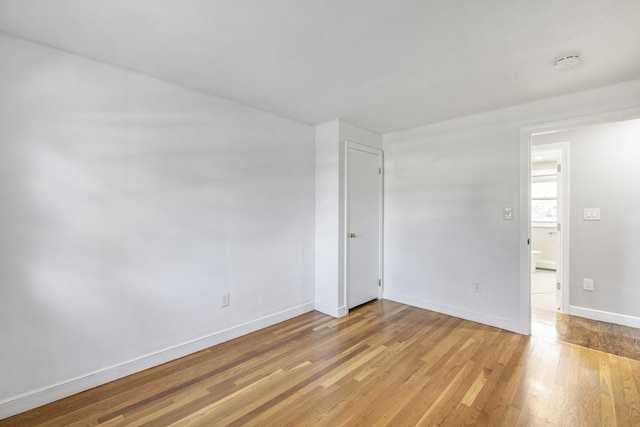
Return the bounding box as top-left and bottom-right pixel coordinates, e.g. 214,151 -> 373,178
1,0 -> 639,134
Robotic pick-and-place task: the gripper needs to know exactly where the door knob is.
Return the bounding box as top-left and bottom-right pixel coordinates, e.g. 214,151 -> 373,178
349,233 -> 357,239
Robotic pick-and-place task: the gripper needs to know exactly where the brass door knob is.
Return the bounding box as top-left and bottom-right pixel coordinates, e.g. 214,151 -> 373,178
349,233 -> 357,239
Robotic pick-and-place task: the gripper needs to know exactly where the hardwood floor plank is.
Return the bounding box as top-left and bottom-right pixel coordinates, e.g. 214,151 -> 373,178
477,339 -> 528,425
618,356 -> 640,425
600,359 -> 618,426
2,300 -> 638,427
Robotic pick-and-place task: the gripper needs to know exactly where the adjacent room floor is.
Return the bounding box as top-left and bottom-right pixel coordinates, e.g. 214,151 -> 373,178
532,269 -> 640,360
532,269 -> 557,313
531,269 -> 558,338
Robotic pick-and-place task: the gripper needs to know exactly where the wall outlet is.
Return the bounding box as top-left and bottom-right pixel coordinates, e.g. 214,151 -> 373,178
583,278 -> 594,292
473,282 -> 482,293
220,291 -> 230,307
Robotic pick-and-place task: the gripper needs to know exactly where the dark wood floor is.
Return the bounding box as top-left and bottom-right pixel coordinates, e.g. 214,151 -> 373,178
532,307 -> 640,360
2,300 -> 639,426
558,314 -> 640,360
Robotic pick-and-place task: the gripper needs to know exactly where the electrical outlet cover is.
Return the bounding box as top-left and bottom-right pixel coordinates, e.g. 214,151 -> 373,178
220,292 -> 230,307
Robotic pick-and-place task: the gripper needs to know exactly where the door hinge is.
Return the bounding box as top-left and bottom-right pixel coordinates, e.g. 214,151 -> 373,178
557,282 -> 561,290
527,238 -> 530,245
378,279 -> 381,287
378,167 -> 382,175
557,223 -> 561,231
557,164 -> 561,173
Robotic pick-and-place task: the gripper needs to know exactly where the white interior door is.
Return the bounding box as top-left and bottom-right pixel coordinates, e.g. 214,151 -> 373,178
555,158 -> 563,310
553,141 -> 569,312
346,142 -> 382,310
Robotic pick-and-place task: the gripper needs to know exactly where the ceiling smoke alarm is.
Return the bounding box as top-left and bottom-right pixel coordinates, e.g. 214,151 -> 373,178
554,54 -> 581,69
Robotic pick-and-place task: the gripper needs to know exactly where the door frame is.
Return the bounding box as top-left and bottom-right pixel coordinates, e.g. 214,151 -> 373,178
344,140 -> 384,311
518,107 -> 640,334
530,141 -> 569,313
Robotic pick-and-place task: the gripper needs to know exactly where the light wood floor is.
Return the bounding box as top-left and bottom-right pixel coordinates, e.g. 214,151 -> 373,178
2,300 -> 639,426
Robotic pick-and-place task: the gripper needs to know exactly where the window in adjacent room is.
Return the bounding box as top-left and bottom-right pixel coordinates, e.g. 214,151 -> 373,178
531,172 -> 557,222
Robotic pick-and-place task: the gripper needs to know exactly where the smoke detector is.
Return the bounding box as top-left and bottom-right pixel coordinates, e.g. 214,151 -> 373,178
554,54 -> 581,69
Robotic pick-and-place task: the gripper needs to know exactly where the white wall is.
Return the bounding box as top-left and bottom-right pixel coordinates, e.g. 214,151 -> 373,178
383,80 -> 640,333
314,120 -> 382,316
0,35 -> 315,417
533,120 -> 640,322
314,120 -> 341,315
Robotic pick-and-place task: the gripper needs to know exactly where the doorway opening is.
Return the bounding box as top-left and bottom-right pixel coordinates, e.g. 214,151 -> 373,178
530,142 -> 566,336
519,107 -> 639,337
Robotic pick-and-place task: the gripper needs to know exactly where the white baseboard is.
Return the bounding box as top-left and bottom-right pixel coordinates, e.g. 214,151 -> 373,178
337,305 -> 348,317
568,305 -> 640,328
314,301 -> 347,318
0,301 -> 315,420
383,292 -> 526,335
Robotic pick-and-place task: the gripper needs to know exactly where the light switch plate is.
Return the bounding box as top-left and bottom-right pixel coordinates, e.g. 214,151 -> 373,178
584,208 -> 600,221
503,207 -> 513,220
